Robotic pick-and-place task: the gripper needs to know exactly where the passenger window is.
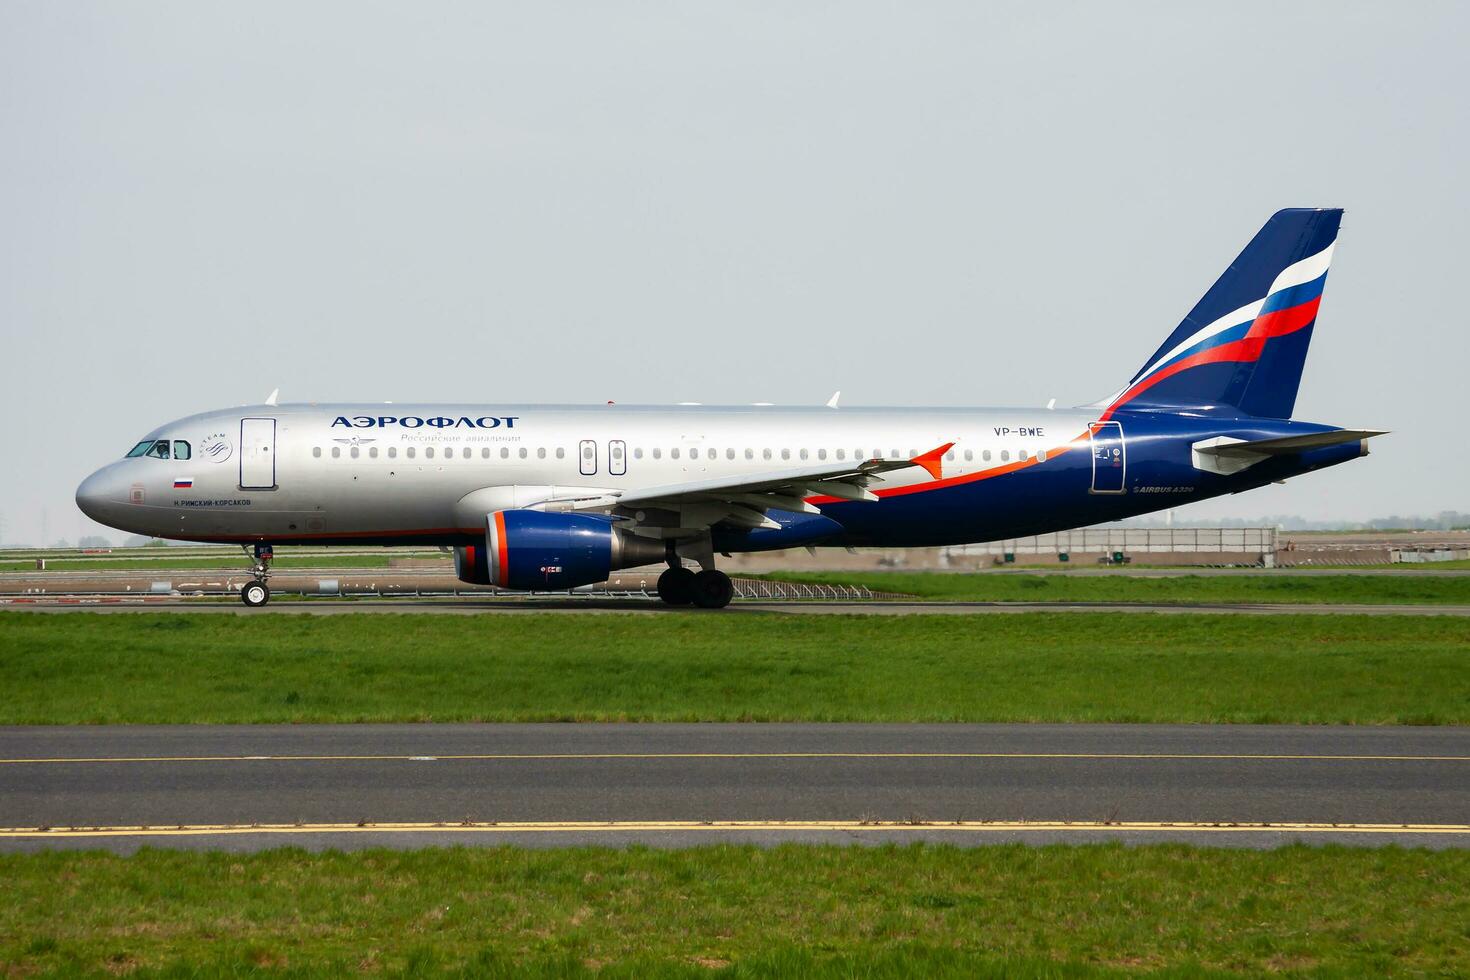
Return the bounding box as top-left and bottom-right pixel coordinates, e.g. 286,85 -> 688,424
519,448 -> 528,459
482,448 -> 490,459
781,449 -> 791,460
817,449 -> 827,461
671,448 -> 680,459
332,447 -> 341,458
1037,450 -> 1047,462
634,448 -> 644,459
556,448 -> 565,459
965,450 -> 973,462
538,448 -> 546,459
500,448 -> 509,459
744,449 -> 753,460
388,447 -> 397,459
173,441 -> 191,460
652,448 -> 662,459
370,447 -> 379,458
1019,449 -> 1028,461
351,446 -> 360,459
407,447 -> 415,459
313,447 -> 322,458
945,451 -> 955,461
726,448 -> 735,460
689,448 -> 699,460
800,449 -> 809,460
836,449 -> 845,460
1001,450 -> 1010,462
425,447 -> 435,459
763,449 -> 772,460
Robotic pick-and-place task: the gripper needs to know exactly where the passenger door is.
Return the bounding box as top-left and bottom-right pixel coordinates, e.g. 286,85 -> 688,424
239,418 -> 278,490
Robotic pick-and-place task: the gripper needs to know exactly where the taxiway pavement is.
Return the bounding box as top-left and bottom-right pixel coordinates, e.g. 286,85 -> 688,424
3,723 -> 1467,852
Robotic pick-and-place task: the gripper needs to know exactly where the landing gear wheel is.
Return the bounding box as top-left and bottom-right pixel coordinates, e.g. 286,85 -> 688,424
690,569 -> 734,610
241,581 -> 270,608
657,566 -> 696,606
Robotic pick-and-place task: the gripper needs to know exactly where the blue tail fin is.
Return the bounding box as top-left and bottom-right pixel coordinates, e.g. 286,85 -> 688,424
1102,208 -> 1342,420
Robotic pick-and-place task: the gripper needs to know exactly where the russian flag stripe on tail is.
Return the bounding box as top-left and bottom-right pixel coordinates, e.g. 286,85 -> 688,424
1103,208 -> 1342,421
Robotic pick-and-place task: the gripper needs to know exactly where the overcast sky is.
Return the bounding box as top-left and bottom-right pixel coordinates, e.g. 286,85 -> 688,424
2,1 -> 1465,544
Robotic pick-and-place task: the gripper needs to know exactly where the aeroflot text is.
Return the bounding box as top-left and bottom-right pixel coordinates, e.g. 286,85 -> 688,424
331,416 -> 519,429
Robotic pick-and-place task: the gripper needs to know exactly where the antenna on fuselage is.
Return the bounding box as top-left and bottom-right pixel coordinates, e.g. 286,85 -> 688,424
826,391 -> 841,409
265,388 -> 279,407
1045,398 -> 1056,410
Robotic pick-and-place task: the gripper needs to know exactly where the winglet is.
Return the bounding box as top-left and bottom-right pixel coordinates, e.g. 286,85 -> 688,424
910,442 -> 954,480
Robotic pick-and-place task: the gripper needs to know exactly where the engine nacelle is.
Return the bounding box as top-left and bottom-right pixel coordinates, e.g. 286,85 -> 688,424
454,541 -> 493,585
461,510 -> 665,591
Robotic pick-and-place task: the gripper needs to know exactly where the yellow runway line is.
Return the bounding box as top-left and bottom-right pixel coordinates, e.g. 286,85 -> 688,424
1,751 -> 1468,765
4,820 -> 1470,839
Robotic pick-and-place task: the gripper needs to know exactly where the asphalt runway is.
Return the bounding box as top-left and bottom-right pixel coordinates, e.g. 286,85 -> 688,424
3,724 -> 1468,852
6,596 -> 1470,615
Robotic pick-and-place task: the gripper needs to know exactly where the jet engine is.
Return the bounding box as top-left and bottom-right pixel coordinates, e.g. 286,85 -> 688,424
457,510 -> 665,591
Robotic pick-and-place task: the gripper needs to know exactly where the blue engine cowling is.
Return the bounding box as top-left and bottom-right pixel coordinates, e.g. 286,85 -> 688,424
479,510 -> 665,591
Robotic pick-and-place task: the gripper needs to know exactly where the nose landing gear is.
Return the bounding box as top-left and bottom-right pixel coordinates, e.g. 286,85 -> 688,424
240,544 -> 273,608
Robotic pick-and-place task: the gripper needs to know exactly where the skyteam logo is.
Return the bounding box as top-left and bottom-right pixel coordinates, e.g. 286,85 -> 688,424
332,415 -> 519,430
199,432 -> 233,464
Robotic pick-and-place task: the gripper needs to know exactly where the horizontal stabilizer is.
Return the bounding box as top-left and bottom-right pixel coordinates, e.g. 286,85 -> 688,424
1191,429 -> 1385,475
1196,429 -> 1386,458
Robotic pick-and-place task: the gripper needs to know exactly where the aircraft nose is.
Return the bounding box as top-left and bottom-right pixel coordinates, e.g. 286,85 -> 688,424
75,466 -> 127,524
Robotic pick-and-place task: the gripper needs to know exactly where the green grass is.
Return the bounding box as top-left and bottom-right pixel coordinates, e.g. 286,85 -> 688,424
758,571 -> 1470,604
0,555 -> 443,572
3,611 -> 1467,724
1,844 -> 1466,977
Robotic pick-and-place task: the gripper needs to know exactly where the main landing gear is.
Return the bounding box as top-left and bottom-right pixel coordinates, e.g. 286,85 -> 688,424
657,565 -> 734,610
240,543 -> 273,608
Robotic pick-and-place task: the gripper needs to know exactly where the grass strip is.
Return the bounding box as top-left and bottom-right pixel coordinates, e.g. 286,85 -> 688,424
2,611 -> 1466,724
1,844 -> 1466,977
757,570 -> 1470,604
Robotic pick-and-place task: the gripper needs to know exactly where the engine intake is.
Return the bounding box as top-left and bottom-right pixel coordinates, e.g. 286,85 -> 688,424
459,510 -> 664,591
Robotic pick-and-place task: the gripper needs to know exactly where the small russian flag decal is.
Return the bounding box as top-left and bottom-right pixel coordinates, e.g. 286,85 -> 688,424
174,478 -> 194,489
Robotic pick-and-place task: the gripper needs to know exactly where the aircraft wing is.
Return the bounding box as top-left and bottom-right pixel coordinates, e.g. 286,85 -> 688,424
547,443 -> 953,532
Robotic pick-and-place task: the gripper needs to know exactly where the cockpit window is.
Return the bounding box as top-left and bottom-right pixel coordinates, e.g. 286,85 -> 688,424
145,440 -> 170,460
126,441 -> 154,458
173,441 -> 191,460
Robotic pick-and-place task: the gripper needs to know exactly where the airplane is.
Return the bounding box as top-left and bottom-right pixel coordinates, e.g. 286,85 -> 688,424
76,208 -> 1382,609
